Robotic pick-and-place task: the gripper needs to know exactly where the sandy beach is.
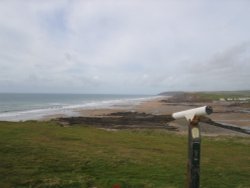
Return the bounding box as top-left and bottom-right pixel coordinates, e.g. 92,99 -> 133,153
47,96 -> 250,137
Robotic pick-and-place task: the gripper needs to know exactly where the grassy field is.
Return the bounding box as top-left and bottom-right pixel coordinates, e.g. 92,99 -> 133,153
0,121 -> 249,188
196,91 -> 250,101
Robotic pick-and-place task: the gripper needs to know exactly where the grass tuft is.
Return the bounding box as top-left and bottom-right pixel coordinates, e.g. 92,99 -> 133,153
0,121 -> 249,187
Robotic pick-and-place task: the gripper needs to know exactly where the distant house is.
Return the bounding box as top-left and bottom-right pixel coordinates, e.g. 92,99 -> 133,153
226,97 -> 250,101
239,97 -> 250,101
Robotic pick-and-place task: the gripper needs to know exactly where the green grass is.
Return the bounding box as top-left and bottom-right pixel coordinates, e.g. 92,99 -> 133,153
0,121 -> 249,188
195,91 -> 250,101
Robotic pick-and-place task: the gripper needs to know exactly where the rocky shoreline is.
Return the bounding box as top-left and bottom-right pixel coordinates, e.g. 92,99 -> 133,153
54,95 -> 250,136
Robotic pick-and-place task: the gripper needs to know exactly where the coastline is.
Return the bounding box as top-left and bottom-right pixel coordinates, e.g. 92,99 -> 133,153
41,96 -> 166,120
0,95 -> 164,122
1,94 -> 249,136
56,97 -> 250,137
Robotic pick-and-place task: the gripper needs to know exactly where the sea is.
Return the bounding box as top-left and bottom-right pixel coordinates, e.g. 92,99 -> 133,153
0,93 -> 160,121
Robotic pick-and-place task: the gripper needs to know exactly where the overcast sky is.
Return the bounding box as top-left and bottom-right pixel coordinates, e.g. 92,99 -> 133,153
0,0 -> 249,94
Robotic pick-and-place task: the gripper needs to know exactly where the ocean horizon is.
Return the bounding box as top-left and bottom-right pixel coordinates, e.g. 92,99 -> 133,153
0,93 -> 160,121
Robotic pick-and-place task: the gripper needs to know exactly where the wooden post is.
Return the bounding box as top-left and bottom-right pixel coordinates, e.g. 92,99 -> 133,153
187,117 -> 201,188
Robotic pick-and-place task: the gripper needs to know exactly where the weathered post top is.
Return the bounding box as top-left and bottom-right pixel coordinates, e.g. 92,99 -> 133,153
171,106 -> 213,188
172,106 -> 213,122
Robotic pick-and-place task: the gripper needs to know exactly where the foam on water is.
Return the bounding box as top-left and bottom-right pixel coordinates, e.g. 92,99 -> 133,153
0,94 -> 162,121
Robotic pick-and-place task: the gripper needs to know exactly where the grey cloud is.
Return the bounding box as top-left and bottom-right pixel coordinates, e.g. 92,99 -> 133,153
186,42 -> 250,74
179,42 -> 250,91
0,1 -> 250,94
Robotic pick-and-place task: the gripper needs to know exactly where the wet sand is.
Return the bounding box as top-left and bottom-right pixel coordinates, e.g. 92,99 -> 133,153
51,97 -> 250,137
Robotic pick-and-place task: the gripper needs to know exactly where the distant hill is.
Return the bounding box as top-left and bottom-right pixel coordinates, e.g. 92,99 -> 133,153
159,92 -> 212,103
158,91 -> 185,96
158,90 -> 250,103
158,90 -> 250,97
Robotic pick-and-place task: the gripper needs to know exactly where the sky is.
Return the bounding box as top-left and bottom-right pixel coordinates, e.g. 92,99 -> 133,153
0,0 -> 250,95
